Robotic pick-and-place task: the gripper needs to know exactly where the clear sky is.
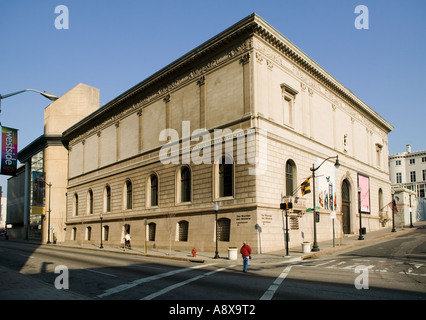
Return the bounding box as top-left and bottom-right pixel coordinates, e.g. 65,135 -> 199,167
0,0 -> 425,195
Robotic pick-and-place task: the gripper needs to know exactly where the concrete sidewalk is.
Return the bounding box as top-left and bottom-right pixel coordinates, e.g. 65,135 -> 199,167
1,222 -> 423,300
56,221 -> 425,265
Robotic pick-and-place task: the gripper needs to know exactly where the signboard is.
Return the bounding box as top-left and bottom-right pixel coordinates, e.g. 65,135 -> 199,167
1,127 -> 18,176
358,173 -> 370,214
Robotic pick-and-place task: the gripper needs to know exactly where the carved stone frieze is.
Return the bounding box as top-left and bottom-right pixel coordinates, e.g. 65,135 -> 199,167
69,38 -> 254,147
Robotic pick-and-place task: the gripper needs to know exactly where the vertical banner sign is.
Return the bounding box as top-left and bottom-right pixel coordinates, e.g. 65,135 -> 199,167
358,173 -> 371,214
1,127 -> 18,176
316,158 -> 337,211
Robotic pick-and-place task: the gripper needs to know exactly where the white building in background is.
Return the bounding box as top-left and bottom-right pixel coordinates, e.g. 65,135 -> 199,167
389,144 -> 426,198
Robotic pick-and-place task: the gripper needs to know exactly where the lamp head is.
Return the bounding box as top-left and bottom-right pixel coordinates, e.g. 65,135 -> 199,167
213,202 -> 219,211
334,156 -> 340,169
40,91 -> 59,101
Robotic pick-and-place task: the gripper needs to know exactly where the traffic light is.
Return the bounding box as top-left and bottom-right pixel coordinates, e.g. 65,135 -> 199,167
301,178 -> 311,196
315,211 -> 320,223
280,202 -> 293,210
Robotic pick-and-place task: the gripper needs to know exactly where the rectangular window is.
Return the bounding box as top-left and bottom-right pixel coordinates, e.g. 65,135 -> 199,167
376,144 -> 382,168
410,171 -> 416,183
396,172 -> 402,184
423,169 -> 426,181
281,84 -> 298,127
410,159 -> 415,165
283,95 -> 294,126
395,160 -> 401,166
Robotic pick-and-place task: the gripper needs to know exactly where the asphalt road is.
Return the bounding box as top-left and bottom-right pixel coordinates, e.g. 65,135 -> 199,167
0,227 -> 425,302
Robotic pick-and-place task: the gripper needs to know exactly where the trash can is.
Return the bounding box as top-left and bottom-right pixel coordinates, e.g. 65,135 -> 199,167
228,247 -> 238,260
302,242 -> 311,253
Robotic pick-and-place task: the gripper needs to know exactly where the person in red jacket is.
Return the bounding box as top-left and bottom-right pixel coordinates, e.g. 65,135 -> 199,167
240,241 -> 252,272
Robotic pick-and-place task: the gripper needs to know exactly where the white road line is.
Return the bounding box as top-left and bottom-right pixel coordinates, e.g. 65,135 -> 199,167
325,261 -> 346,268
141,265 -> 236,300
313,260 -> 336,267
97,263 -> 216,298
82,268 -> 118,278
260,265 -> 292,300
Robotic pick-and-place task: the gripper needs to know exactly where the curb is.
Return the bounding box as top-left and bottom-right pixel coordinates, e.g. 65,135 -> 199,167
301,226 -> 419,260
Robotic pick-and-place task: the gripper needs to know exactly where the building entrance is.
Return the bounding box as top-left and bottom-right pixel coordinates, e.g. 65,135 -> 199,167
342,179 -> 351,234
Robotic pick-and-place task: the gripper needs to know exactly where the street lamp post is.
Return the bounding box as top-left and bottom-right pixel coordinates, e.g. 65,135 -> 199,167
100,213 -> 104,249
213,202 -> 220,259
46,182 -> 52,244
0,89 -> 59,101
310,156 -> 340,252
358,186 -> 364,240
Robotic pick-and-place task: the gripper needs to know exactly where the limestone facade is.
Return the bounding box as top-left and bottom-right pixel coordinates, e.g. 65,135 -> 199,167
7,83 -> 99,242
63,14 -> 393,253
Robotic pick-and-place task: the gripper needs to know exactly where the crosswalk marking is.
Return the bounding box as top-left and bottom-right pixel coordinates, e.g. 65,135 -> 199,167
260,265 -> 292,300
97,263 -> 216,298
295,259 -> 425,277
313,260 -> 336,267
325,261 -> 346,268
141,265 -> 236,300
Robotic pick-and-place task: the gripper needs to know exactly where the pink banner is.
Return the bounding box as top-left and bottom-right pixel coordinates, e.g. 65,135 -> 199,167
358,174 -> 370,214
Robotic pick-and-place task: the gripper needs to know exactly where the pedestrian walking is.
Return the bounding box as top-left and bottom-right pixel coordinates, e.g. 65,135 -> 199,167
240,241 -> 252,272
124,232 -> 131,249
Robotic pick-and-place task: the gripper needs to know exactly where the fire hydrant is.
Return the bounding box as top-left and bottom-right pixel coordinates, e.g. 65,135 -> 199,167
192,248 -> 196,257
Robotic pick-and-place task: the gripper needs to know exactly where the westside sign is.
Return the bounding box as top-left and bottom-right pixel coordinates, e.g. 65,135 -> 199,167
1,126 -> 18,176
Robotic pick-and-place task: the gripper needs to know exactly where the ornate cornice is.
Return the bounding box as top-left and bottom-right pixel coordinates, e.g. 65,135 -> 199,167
64,13 -> 393,145
250,16 -> 393,133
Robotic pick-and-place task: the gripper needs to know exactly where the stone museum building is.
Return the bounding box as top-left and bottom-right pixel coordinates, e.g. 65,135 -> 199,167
61,14 -> 394,253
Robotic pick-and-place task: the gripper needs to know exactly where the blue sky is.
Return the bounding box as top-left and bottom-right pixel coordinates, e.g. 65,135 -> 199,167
0,0 -> 425,194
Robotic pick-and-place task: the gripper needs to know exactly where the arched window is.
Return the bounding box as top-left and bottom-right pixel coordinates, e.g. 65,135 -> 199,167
285,160 -> 297,196
378,188 -> 383,212
124,180 -> 133,210
104,185 -> 111,213
219,156 -> 233,198
103,225 -> 109,241
87,189 -> 94,214
86,226 -> 92,241
178,166 -> 191,203
217,218 -> 231,242
71,227 -> 77,241
73,193 -> 79,216
342,179 -> 351,234
178,220 -> 189,242
147,174 -> 158,207
148,223 -> 156,241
